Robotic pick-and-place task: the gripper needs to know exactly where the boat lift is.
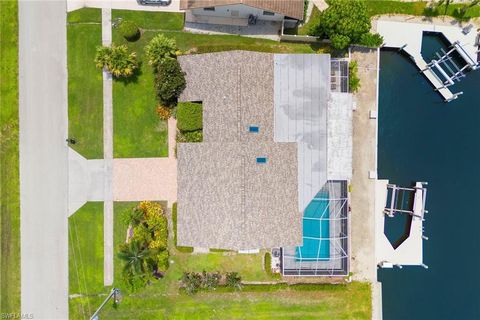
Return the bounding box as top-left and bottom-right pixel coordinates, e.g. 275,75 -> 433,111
384,182 -> 427,219
422,40 -> 479,93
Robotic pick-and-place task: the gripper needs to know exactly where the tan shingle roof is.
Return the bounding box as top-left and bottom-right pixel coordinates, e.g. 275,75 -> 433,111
176,52 -> 301,250
180,0 -> 304,20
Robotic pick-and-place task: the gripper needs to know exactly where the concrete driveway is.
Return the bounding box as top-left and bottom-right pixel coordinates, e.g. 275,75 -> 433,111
19,0 -> 69,318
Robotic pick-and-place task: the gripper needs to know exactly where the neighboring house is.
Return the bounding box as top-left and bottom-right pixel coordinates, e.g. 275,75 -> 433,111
177,51 -> 353,276
180,0 -> 304,26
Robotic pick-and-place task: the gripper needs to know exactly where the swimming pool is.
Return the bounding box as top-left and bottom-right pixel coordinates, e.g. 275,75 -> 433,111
295,190 -> 331,261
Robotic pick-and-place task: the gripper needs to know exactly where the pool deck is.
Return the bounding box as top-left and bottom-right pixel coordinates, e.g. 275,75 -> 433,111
350,47 -> 378,283
350,46 -> 383,319
376,19 -> 479,102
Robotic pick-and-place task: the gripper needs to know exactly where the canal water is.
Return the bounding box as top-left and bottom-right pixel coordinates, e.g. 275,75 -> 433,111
378,35 -> 480,319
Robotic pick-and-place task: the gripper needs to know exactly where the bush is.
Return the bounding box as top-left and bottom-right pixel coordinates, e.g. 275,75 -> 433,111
156,250 -> 169,272
156,104 -> 172,120
331,34 -> 351,50
176,130 -> 203,143
123,206 -> 144,226
349,60 -> 361,93
176,102 -> 203,132
225,272 -> 242,290
94,45 -> 138,78
155,58 -> 186,106
119,20 -> 140,41
309,0 -> 371,50
359,32 -> 383,48
181,272 -> 203,295
201,271 -> 221,290
118,201 -> 169,290
145,34 -> 178,67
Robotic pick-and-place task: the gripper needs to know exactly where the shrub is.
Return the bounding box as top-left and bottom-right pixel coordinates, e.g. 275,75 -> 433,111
156,104 -> 172,120
145,34 -> 178,67
123,206 -> 144,226
359,32 -> 383,48
118,201 -> 169,289
176,102 -> 203,132
156,250 -> 169,272
349,60 -> 361,93
176,130 -> 203,143
201,271 -> 221,290
94,44 -> 138,78
119,20 -> 140,41
331,34 -> 351,50
309,0 -> 371,49
225,272 -> 242,290
264,252 -> 272,275
155,58 -> 186,106
181,272 -> 203,295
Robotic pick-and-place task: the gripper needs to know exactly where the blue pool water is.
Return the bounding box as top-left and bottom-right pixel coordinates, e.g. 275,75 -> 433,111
295,191 -> 330,260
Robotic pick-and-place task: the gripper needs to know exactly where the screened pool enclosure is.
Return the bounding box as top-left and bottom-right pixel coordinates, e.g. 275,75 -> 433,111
282,181 -> 349,276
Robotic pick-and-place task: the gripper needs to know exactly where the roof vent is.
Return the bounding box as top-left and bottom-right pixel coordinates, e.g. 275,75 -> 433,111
256,157 -> 267,164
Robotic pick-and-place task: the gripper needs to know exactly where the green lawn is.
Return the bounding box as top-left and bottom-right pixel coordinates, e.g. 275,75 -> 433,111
111,30 -> 169,158
110,10 -> 320,157
365,0 -> 428,17
69,202 -> 104,295
297,5 -> 321,35
170,31 -> 317,54
70,201 -> 372,319
365,0 -> 480,19
67,8 -> 103,159
0,0 -> 20,313
67,7 -> 102,23
112,9 -> 184,30
109,10 -> 183,158
71,281 -> 371,320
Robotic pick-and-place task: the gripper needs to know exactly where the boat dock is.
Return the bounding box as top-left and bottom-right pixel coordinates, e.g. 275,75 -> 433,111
375,180 -> 428,268
377,20 -> 479,102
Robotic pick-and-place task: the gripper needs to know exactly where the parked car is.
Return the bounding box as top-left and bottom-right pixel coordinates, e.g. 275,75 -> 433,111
137,0 -> 171,6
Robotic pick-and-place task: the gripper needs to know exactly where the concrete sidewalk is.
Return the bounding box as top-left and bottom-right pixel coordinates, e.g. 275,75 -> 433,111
19,0 -> 69,318
102,8 -> 114,286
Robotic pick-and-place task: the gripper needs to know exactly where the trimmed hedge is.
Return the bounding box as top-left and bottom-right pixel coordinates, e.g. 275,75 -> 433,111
176,102 -> 203,132
119,20 -> 140,41
176,130 -> 202,143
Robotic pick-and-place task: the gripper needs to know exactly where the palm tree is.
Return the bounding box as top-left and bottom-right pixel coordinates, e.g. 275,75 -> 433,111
117,240 -> 151,277
94,45 -> 138,78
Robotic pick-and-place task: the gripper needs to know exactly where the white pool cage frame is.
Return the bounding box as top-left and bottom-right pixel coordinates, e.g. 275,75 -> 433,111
282,180 -> 349,276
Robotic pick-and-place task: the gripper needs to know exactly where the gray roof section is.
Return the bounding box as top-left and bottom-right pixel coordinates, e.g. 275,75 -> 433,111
273,54 -> 330,212
328,92 -> 353,180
